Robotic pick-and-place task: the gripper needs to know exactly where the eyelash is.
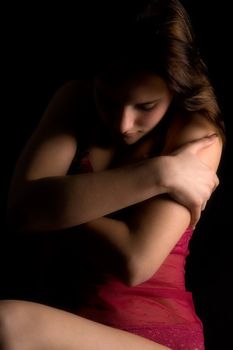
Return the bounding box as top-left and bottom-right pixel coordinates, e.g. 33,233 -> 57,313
137,104 -> 157,111
98,94 -> 158,112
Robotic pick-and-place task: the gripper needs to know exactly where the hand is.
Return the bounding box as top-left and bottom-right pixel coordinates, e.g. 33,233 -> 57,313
161,134 -> 219,228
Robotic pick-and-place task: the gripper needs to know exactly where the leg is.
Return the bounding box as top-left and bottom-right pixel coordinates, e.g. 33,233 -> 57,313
0,300 -> 171,350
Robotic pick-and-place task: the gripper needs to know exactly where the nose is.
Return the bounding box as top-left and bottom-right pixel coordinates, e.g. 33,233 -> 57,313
118,106 -> 135,134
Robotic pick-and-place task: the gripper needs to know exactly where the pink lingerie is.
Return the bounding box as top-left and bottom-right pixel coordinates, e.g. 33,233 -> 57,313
72,151 -> 205,350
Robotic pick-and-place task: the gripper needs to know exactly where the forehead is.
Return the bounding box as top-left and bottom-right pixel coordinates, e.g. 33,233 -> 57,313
95,71 -> 170,102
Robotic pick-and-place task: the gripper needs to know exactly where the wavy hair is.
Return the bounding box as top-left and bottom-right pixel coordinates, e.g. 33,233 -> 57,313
94,0 -> 225,140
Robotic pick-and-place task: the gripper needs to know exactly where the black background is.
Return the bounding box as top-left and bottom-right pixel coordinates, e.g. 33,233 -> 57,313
1,1 -> 232,349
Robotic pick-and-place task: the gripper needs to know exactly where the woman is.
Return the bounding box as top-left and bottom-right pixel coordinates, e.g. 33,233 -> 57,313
0,0 -> 224,349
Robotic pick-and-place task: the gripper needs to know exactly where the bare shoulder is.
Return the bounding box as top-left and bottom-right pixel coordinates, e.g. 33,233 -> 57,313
38,79 -> 93,128
10,79 -> 94,183
163,112 -> 223,171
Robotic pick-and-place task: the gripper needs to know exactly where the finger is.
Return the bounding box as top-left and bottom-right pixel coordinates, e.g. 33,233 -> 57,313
190,207 -> 201,229
211,176 -> 219,193
215,176 -> 220,189
187,133 -> 218,154
171,134 -> 218,156
201,201 -> 207,211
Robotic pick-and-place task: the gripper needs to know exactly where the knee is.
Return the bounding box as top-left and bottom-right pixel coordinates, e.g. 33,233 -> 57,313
0,300 -> 16,350
0,300 -> 33,350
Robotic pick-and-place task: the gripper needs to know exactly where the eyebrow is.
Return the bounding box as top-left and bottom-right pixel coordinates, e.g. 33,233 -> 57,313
96,87 -> 162,106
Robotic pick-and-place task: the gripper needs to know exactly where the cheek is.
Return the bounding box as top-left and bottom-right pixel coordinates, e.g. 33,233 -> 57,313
138,111 -> 164,129
145,103 -> 171,128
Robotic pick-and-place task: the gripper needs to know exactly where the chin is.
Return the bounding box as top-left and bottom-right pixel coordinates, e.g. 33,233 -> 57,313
122,135 -> 140,144
124,129 -> 152,144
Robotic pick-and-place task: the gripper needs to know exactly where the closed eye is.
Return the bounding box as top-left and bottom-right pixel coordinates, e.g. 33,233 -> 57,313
136,102 -> 158,111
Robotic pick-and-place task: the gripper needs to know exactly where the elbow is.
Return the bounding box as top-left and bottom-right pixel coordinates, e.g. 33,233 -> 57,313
125,275 -> 147,288
7,200 -> 47,234
7,179 -> 66,233
124,254 -> 158,287
7,205 -> 61,233
7,187 -> 40,234
7,205 -> 32,234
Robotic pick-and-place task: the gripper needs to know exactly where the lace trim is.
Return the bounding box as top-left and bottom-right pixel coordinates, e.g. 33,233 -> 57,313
122,324 -> 204,350
171,228 -> 193,256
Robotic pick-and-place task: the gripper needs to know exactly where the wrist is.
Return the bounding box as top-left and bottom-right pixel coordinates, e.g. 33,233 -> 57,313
149,156 -> 170,195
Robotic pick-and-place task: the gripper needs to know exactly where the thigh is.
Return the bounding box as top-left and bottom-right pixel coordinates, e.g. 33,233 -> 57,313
0,300 -> 171,350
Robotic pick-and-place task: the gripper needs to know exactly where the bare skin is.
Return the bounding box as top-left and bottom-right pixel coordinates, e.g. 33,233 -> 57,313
0,300 -> 171,350
7,79 -> 220,232
3,75 -> 222,349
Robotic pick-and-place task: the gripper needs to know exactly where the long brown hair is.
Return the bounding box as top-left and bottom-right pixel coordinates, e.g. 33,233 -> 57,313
94,0 -> 225,141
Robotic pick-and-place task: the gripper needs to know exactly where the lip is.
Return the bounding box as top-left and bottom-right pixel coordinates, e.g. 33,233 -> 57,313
123,131 -> 139,137
121,132 -> 143,144
123,133 -> 135,137
122,133 -> 137,141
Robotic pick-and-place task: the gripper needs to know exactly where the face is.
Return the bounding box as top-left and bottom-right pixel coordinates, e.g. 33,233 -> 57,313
94,71 -> 173,145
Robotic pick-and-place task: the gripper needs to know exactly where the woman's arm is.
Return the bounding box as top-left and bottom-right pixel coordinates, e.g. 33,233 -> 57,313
5,81 -> 181,232
82,115 -> 223,286
7,79 -> 218,235
7,81 -> 163,232
127,116 -> 223,284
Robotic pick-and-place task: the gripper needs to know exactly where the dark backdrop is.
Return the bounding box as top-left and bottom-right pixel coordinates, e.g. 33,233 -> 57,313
1,1 -> 232,349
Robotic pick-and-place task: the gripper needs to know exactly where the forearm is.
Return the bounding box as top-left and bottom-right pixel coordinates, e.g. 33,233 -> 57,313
8,158 -> 166,232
